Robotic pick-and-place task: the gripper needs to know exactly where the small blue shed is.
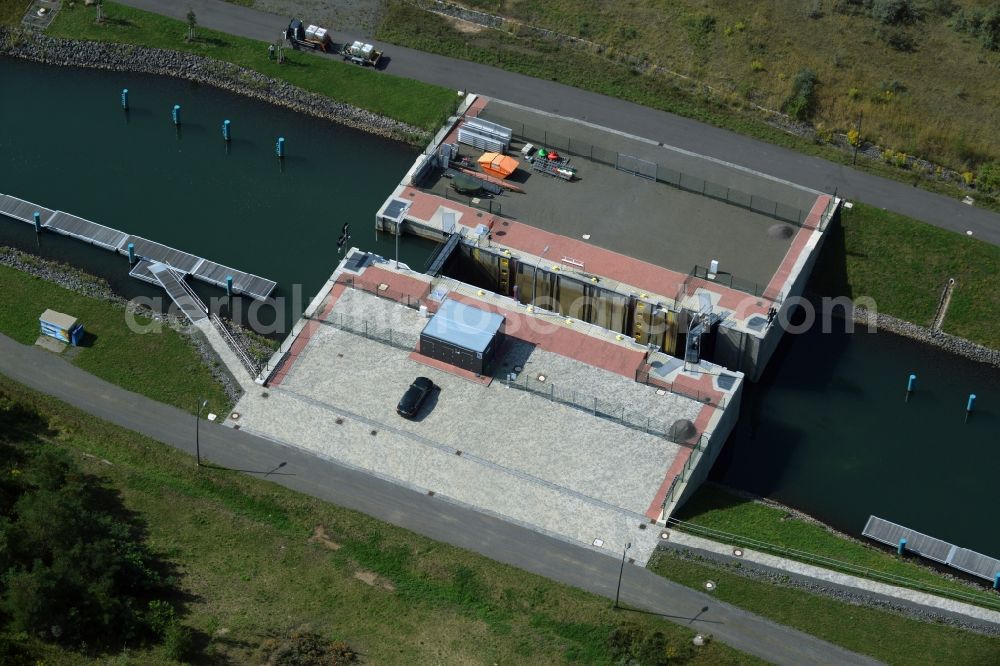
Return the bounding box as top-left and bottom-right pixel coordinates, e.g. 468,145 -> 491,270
40,309 -> 84,346
420,299 -> 504,375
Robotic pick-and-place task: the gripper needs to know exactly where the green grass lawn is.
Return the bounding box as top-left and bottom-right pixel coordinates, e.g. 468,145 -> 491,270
674,484 -> 1000,609
46,1 -> 458,133
0,263 -> 230,414
811,202 -> 1000,348
648,549 -> 1000,666
0,376 -> 759,665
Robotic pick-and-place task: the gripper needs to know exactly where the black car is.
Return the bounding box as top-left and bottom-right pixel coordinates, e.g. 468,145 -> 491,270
397,376 -> 437,418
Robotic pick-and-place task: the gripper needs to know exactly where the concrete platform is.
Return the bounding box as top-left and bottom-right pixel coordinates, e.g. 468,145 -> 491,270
244,254 -> 744,564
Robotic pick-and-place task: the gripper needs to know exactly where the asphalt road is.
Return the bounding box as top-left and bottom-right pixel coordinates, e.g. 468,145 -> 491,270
0,333 -> 880,665
114,0 -> 1000,246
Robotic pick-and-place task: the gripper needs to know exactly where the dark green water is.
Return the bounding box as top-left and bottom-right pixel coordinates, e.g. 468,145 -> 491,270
3,59 -> 998,557
0,58 -> 433,330
712,318 -> 1000,557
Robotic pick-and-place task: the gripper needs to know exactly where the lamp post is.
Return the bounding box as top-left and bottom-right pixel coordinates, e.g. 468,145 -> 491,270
614,541 -> 632,609
196,398 -> 208,466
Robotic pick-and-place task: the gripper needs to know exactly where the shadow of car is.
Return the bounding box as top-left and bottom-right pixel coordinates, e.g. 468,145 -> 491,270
397,376 -> 438,419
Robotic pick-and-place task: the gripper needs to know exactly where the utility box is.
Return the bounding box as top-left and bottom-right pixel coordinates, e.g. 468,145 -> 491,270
419,299 -> 504,375
39,309 -> 84,346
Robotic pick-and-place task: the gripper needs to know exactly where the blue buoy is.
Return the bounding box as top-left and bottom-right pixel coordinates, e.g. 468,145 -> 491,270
172,104 -> 181,125
121,88 -> 129,110
33,211 -> 41,233
222,119 -> 231,142
127,242 -> 135,265
226,275 -> 233,296
897,538 -> 907,556
276,136 -> 285,159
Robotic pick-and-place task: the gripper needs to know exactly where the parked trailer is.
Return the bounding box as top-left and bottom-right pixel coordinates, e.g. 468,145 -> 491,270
285,19 -> 331,52
341,40 -> 383,67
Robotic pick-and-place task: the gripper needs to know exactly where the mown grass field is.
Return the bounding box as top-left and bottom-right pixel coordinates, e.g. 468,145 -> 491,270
811,202 -> 1000,348
46,1 -> 458,132
648,548 -> 1000,666
0,263 -> 231,414
0,376 -> 759,665
674,484 -> 1000,608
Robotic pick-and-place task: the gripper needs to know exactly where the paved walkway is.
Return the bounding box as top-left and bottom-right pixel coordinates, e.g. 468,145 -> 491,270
114,0 -> 1000,246
666,529 -> 1000,630
0,332 -> 879,665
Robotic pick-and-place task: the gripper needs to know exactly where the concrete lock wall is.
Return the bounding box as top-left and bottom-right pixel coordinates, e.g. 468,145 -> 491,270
674,378 -> 745,510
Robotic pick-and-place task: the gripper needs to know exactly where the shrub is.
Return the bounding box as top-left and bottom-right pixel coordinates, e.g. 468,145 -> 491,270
163,621 -> 196,662
872,0 -> 922,24
782,68 -> 819,120
962,171 -> 975,186
953,3 -> 1000,51
808,0 -> 824,19
750,58 -> 764,72
848,86 -> 861,99
978,162 -> 1000,191
878,26 -> 916,50
848,128 -> 862,146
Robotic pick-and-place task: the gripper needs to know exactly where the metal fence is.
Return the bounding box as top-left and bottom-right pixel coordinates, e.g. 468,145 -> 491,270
500,370 -> 705,444
666,518 -> 1000,611
635,364 -> 727,409
323,311 -> 420,352
499,120 -> 816,228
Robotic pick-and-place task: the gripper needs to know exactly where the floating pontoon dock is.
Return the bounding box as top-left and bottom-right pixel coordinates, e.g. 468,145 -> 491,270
0,193 -> 277,301
863,515 -> 1000,582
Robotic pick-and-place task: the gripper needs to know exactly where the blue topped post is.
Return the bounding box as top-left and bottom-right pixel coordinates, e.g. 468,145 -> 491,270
127,242 -> 135,265
222,119 -> 231,142
966,393 -> 976,423
226,275 -> 233,296
33,211 -> 41,233
905,373 -> 916,401
276,137 -> 285,159
172,104 -> 181,126
121,88 -> 129,110
994,572 -> 999,591
897,538 -> 907,556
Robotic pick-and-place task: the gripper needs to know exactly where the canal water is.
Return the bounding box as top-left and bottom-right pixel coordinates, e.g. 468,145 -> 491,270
711,316 -> 1000,557
0,57 -> 433,331
3,59 -> 997,556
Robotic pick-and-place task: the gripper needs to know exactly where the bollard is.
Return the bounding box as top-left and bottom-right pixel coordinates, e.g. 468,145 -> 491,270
127,242 -> 135,265
966,393 -> 976,423
905,373 -> 916,402
222,119 -> 231,142
994,573 -> 999,591
226,275 -> 233,297
276,136 -> 285,159
172,104 -> 181,125
121,88 -> 129,110
33,211 -> 41,233
897,538 -> 907,556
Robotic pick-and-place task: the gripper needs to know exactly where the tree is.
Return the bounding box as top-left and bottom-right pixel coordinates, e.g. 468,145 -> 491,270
0,391 -> 179,652
186,9 -> 197,42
